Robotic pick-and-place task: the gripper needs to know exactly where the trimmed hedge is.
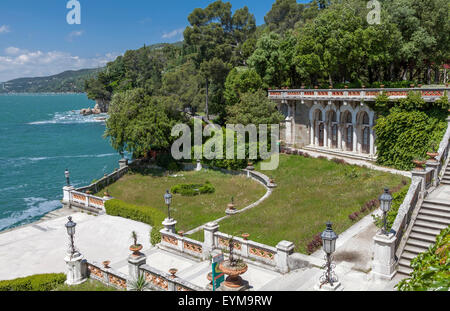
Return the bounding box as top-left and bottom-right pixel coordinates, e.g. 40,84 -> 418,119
171,181 -> 215,196
150,224 -> 163,246
105,199 -> 166,227
0,273 -> 66,291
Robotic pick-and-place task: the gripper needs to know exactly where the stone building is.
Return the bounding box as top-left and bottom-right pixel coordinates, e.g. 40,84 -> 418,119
268,87 -> 448,161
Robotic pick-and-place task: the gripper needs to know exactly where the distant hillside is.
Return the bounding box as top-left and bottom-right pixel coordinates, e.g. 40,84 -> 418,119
0,68 -> 103,94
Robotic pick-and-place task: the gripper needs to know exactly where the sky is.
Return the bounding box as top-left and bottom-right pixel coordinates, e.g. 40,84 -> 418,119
0,0 -> 309,82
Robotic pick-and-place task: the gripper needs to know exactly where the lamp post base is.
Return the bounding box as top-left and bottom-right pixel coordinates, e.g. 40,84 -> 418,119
162,218 -> 177,233
314,281 -> 343,291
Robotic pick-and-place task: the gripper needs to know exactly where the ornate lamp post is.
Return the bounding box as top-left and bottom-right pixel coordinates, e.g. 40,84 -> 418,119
64,169 -> 70,186
164,190 -> 173,220
65,216 -> 77,258
320,221 -> 338,287
379,188 -> 393,235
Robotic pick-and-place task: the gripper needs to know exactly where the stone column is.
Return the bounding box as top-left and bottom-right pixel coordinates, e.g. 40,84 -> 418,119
128,252 -> 147,289
291,103 -> 296,145
162,218 -> 177,234
369,127 -> 375,156
411,169 -> 428,196
337,125 -> 342,150
372,232 -> 397,280
352,124 -> 357,152
310,120 -> 315,146
323,122 -> 328,148
203,222 -> 219,258
119,158 -> 128,169
276,240 -> 295,274
426,160 -> 439,187
65,253 -> 87,285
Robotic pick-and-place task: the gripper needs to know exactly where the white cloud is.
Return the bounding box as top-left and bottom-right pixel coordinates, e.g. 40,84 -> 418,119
0,47 -> 120,82
0,25 -> 10,34
162,28 -> 184,39
67,30 -> 84,42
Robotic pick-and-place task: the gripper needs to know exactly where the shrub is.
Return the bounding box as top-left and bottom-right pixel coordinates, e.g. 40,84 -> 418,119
306,233 -> 323,254
171,182 -> 215,196
105,199 -> 166,227
150,224 -> 163,246
0,273 -> 66,291
345,167 -> 360,179
331,158 -> 347,165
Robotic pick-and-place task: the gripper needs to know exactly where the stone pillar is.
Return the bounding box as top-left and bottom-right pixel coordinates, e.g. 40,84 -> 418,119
310,120 -> 315,146
369,127 -> 375,156
119,158 -> 128,169
127,252 -> 147,289
62,186 -> 75,205
276,240 -> 295,274
323,123 -> 328,148
65,253 -> 87,285
162,218 -> 177,234
203,222 -> 219,257
337,125 -> 342,150
411,169 -> 427,195
352,124 -> 357,152
426,160 -> 439,187
372,232 -> 397,280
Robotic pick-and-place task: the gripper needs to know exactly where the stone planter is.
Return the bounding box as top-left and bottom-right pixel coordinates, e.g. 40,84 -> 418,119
102,260 -> 110,269
169,268 -> 178,279
412,160 -> 426,171
241,233 -> 250,240
426,152 -> 439,162
129,244 -> 143,256
219,261 -> 248,288
227,203 -> 235,210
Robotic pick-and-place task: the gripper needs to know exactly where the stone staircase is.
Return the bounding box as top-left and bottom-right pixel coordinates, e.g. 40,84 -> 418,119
441,164 -> 450,185
398,198 -> 450,275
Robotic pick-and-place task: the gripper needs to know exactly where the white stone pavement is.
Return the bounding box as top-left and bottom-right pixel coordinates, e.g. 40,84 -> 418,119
0,205 -> 407,290
0,210 -> 151,281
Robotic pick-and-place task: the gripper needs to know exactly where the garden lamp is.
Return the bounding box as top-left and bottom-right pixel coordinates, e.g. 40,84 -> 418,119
65,216 -> 76,257
379,187 -> 393,235
320,221 -> 338,287
65,169 -> 70,186
164,190 -> 173,219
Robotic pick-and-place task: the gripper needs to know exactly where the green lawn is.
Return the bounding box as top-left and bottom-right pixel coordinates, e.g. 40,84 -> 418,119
213,154 -> 408,253
54,279 -> 118,291
100,169 -> 266,232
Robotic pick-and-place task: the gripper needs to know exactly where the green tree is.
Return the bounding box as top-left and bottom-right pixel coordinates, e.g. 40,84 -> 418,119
224,67 -> 264,106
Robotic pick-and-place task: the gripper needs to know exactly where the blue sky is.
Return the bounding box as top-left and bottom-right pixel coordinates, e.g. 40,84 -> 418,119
0,0 -> 309,82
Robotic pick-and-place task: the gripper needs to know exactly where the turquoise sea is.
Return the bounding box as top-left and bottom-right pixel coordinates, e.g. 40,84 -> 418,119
0,94 -> 121,231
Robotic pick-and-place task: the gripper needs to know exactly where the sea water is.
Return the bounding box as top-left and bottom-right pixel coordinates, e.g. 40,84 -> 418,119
0,94 -> 121,231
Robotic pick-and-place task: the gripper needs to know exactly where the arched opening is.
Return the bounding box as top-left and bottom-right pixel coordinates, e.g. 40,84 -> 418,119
346,125 -> 353,151
341,110 -> 353,152
358,111 -> 370,154
318,123 -> 324,146
313,109 -> 323,146
329,110 -> 338,148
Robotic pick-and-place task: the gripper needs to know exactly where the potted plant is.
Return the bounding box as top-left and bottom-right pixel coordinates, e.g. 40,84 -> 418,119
129,273 -> 150,291
426,141 -> 439,161
130,231 -> 143,256
227,197 -> 235,210
412,155 -> 427,171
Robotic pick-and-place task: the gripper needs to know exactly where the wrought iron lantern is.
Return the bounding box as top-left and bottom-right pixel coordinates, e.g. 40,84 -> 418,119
65,216 -> 77,257
64,169 -> 70,186
379,187 -> 393,234
164,190 -> 173,219
319,221 -> 338,287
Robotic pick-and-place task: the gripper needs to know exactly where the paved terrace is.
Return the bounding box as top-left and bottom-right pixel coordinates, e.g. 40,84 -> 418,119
0,206 -> 407,290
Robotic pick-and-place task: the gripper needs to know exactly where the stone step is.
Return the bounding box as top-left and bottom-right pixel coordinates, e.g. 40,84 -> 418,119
404,244 -> 428,255
301,146 -> 376,162
399,258 -> 412,269
416,214 -> 450,226
414,219 -> 447,231
397,265 -> 413,276
419,208 -> 450,219
401,251 -> 418,261
406,238 -> 432,249
409,232 -> 437,243
441,180 -> 450,185
421,201 -> 450,210
411,225 -> 442,236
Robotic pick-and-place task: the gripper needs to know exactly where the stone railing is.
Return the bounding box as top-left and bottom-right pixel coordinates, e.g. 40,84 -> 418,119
86,261 -> 128,290
160,230 -> 204,259
69,190 -> 107,213
139,264 -> 203,291
268,87 -> 448,102
436,117 -> 450,184
75,165 -> 129,194
391,177 -> 422,253
62,159 -> 129,214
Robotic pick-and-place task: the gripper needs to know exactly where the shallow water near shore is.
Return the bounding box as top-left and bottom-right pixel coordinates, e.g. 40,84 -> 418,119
0,94 -> 121,231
